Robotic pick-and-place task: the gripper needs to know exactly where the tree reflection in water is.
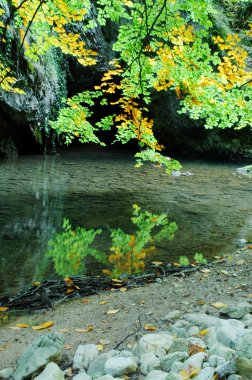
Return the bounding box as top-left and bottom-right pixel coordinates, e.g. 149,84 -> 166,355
47,205 -> 177,278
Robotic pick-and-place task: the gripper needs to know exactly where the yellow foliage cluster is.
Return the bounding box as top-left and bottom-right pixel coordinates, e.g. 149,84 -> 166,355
213,34 -> 252,89
0,62 -> 25,94
104,234 -> 155,276
12,0 -> 96,65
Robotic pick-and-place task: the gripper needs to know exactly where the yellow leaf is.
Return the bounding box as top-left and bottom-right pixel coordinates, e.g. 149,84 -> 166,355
99,301 -> 109,305
59,328 -> 69,333
144,324 -> 157,331
97,344 -> 104,351
200,269 -> 211,274
64,277 -> 74,286
75,328 -> 86,333
107,309 -> 119,315
199,329 -> 208,335
86,324 -> 94,332
151,261 -> 163,266
32,282 -> 41,287
119,288 -> 127,292
32,321 -> 54,330
66,289 -> 75,294
220,270 -> 229,275
0,307 -> 9,312
82,298 -> 92,303
211,302 -> 228,309
15,323 -> 30,328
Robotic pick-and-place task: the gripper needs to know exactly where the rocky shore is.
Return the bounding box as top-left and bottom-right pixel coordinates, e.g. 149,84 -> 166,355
0,249 -> 251,379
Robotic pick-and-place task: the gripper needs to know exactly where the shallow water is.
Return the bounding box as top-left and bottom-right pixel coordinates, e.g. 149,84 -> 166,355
0,147 -> 251,295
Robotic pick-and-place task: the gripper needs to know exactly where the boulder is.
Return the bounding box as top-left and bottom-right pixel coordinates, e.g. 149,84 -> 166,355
12,333 -> 65,380
33,362 -> 65,380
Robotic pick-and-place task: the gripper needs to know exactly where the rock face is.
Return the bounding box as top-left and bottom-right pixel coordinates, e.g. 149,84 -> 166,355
151,91 -> 252,161
12,333 -> 65,380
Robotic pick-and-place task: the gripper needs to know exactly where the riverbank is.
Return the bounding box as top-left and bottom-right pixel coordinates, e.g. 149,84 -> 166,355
0,248 -> 251,370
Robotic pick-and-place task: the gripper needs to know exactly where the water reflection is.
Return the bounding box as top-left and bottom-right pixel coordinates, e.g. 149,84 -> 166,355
46,205 -> 177,278
0,149 -> 252,295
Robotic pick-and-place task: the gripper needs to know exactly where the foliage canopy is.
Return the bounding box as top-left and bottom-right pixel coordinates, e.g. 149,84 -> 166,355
0,0 -> 251,168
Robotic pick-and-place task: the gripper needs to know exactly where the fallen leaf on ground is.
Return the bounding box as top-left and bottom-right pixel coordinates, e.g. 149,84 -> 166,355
199,329 -> 208,335
81,299 -> 92,303
59,328 -> 69,333
32,321 -> 54,330
86,325 -> 94,332
211,302 -> 228,309
97,344 -> 104,351
100,338 -> 111,345
119,288 -> 127,292
180,367 -> 200,380
64,345 -> 72,350
144,324 -> 157,331
99,301 -> 109,305
15,323 -> 30,328
106,309 -> 119,315
173,262 -> 180,267
66,289 -> 75,294
64,277 -> 74,287
151,261 -> 163,266
0,307 -> 8,312
220,270 -> 229,275
75,328 -> 86,333
200,269 -> 211,274
32,281 -> 41,287
189,344 -> 206,355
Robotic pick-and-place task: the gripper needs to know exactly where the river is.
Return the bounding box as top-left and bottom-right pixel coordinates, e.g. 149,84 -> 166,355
0,147 -> 251,295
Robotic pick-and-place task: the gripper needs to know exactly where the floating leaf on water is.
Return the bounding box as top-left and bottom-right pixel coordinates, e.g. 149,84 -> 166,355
211,302 -> 228,309
106,309 -> 119,315
32,321 -> 54,330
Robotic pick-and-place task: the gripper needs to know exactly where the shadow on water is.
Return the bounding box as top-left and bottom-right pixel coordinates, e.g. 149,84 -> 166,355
0,148 -> 252,295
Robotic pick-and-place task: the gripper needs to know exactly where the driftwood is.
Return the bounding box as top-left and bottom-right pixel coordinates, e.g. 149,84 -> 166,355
0,265 -> 200,312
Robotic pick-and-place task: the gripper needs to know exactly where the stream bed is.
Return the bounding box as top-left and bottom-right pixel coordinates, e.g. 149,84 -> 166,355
0,147 -> 251,295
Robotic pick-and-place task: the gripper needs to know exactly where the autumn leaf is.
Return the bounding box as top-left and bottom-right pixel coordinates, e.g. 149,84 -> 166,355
59,328 -> 69,333
15,323 -> 30,328
106,309 -> 119,315
0,307 -> 9,312
86,324 -> 94,332
211,302 -> 228,309
66,288 -> 75,294
180,367 -> 200,380
97,344 -> 104,351
119,288 -> 127,292
189,344 -> 206,355
75,328 -> 86,333
32,321 -> 54,330
220,270 -> 229,275
82,298 -> 92,303
64,345 -> 72,350
144,323 -> 157,331
64,277 -> 74,287
99,301 -> 109,305
199,329 -> 208,335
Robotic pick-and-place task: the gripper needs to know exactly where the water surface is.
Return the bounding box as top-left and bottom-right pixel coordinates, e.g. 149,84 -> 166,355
0,148 -> 251,295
